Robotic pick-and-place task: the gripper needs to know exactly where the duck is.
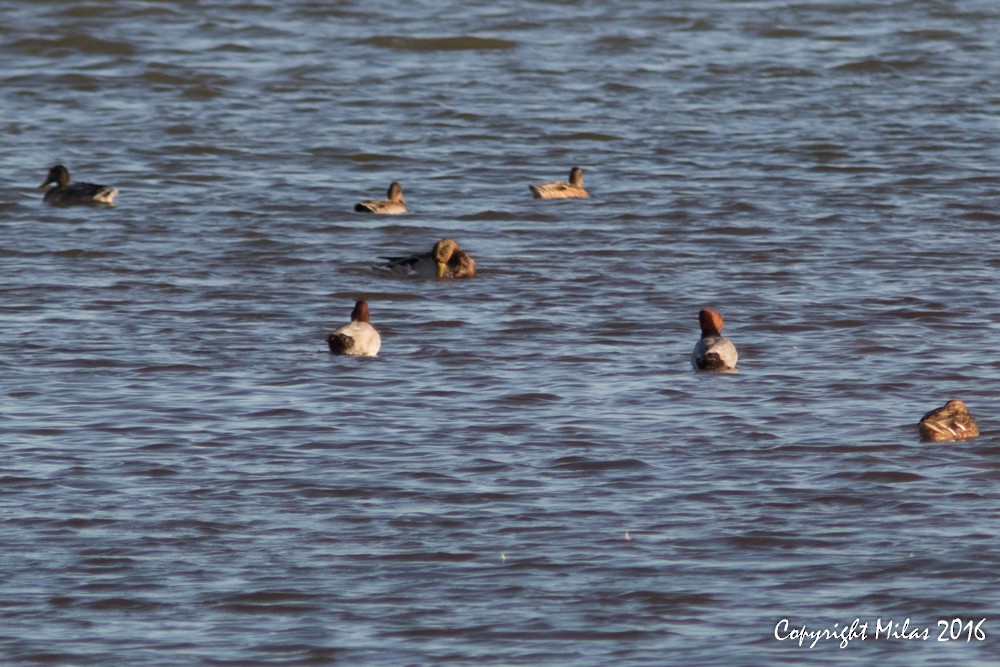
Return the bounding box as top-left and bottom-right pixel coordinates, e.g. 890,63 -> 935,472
529,166 -> 589,199
691,308 -> 738,371
354,181 -> 406,214
327,300 -> 381,356
918,399 -> 979,442
376,238 -> 476,278
39,164 -> 118,207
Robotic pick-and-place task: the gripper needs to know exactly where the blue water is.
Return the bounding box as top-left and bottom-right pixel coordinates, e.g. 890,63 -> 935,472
1,1 -> 998,665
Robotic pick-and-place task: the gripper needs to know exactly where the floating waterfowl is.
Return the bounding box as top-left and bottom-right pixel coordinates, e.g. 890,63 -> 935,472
327,300 -> 381,356
354,181 -> 406,214
39,164 -> 118,207
529,166 -> 589,199
691,308 -> 738,371
376,238 -> 476,278
918,399 -> 979,442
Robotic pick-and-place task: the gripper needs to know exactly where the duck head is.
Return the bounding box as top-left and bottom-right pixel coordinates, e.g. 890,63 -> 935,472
698,308 -> 725,337
39,164 -> 70,189
351,300 -> 371,323
387,181 -> 404,203
433,238 -> 460,278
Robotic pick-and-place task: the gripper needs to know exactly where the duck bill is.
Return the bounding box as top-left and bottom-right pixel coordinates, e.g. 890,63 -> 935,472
38,179 -> 53,190
436,261 -> 447,278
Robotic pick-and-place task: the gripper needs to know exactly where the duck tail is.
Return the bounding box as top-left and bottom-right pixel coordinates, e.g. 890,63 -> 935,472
696,353 -> 729,371
327,333 -> 354,354
95,187 -> 119,205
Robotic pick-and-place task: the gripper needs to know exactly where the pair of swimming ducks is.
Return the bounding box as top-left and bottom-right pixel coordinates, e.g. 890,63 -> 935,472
329,304 -> 739,366
353,166 -> 590,214
329,303 -> 981,444
687,310 -> 978,443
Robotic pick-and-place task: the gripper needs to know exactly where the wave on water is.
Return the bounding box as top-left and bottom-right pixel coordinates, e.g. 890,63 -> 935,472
10,34 -> 136,56
360,35 -> 517,51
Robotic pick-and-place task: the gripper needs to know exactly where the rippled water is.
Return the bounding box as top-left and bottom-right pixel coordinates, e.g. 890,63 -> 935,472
2,1 -> 998,665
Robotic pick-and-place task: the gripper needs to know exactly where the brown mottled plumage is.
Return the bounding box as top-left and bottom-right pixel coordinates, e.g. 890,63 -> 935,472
918,399 -> 979,442
355,181 -> 406,214
529,167 -> 589,199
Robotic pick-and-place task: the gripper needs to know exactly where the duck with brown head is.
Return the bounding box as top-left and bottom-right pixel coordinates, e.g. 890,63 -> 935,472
918,399 -> 979,442
691,308 -> 738,371
376,238 -> 476,279
327,300 -> 381,356
39,164 -> 118,207
354,181 -> 406,214
529,166 -> 589,199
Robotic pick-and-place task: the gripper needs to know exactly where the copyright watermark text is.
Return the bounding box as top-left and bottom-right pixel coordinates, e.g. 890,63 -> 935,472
774,617 -> 987,649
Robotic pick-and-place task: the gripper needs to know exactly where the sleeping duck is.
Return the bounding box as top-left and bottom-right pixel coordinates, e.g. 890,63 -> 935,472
327,300 -> 381,356
918,399 -> 979,442
691,308 -> 738,371
39,165 -> 118,207
529,166 -> 589,199
354,181 -> 406,214
376,238 -> 476,278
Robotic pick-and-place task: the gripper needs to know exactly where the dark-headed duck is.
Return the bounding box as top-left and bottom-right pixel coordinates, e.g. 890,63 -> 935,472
39,165 -> 118,207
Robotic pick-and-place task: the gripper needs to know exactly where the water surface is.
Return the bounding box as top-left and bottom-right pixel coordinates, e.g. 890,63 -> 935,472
1,1 -> 998,665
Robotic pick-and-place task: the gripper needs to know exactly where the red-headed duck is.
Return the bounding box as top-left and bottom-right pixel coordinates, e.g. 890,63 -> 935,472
39,165 -> 118,207
529,166 -> 589,199
691,308 -> 738,371
327,300 -> 381,356
355,181 -> 406,214
918,399 -> 979,442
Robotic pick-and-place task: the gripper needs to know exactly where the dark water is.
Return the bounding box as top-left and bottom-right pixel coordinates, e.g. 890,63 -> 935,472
2,1 -> 998,665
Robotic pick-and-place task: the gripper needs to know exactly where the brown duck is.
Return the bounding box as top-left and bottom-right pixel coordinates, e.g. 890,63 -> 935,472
355,181 -> 406,214
918,399 -> 979,442
529,167 -> 589,199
